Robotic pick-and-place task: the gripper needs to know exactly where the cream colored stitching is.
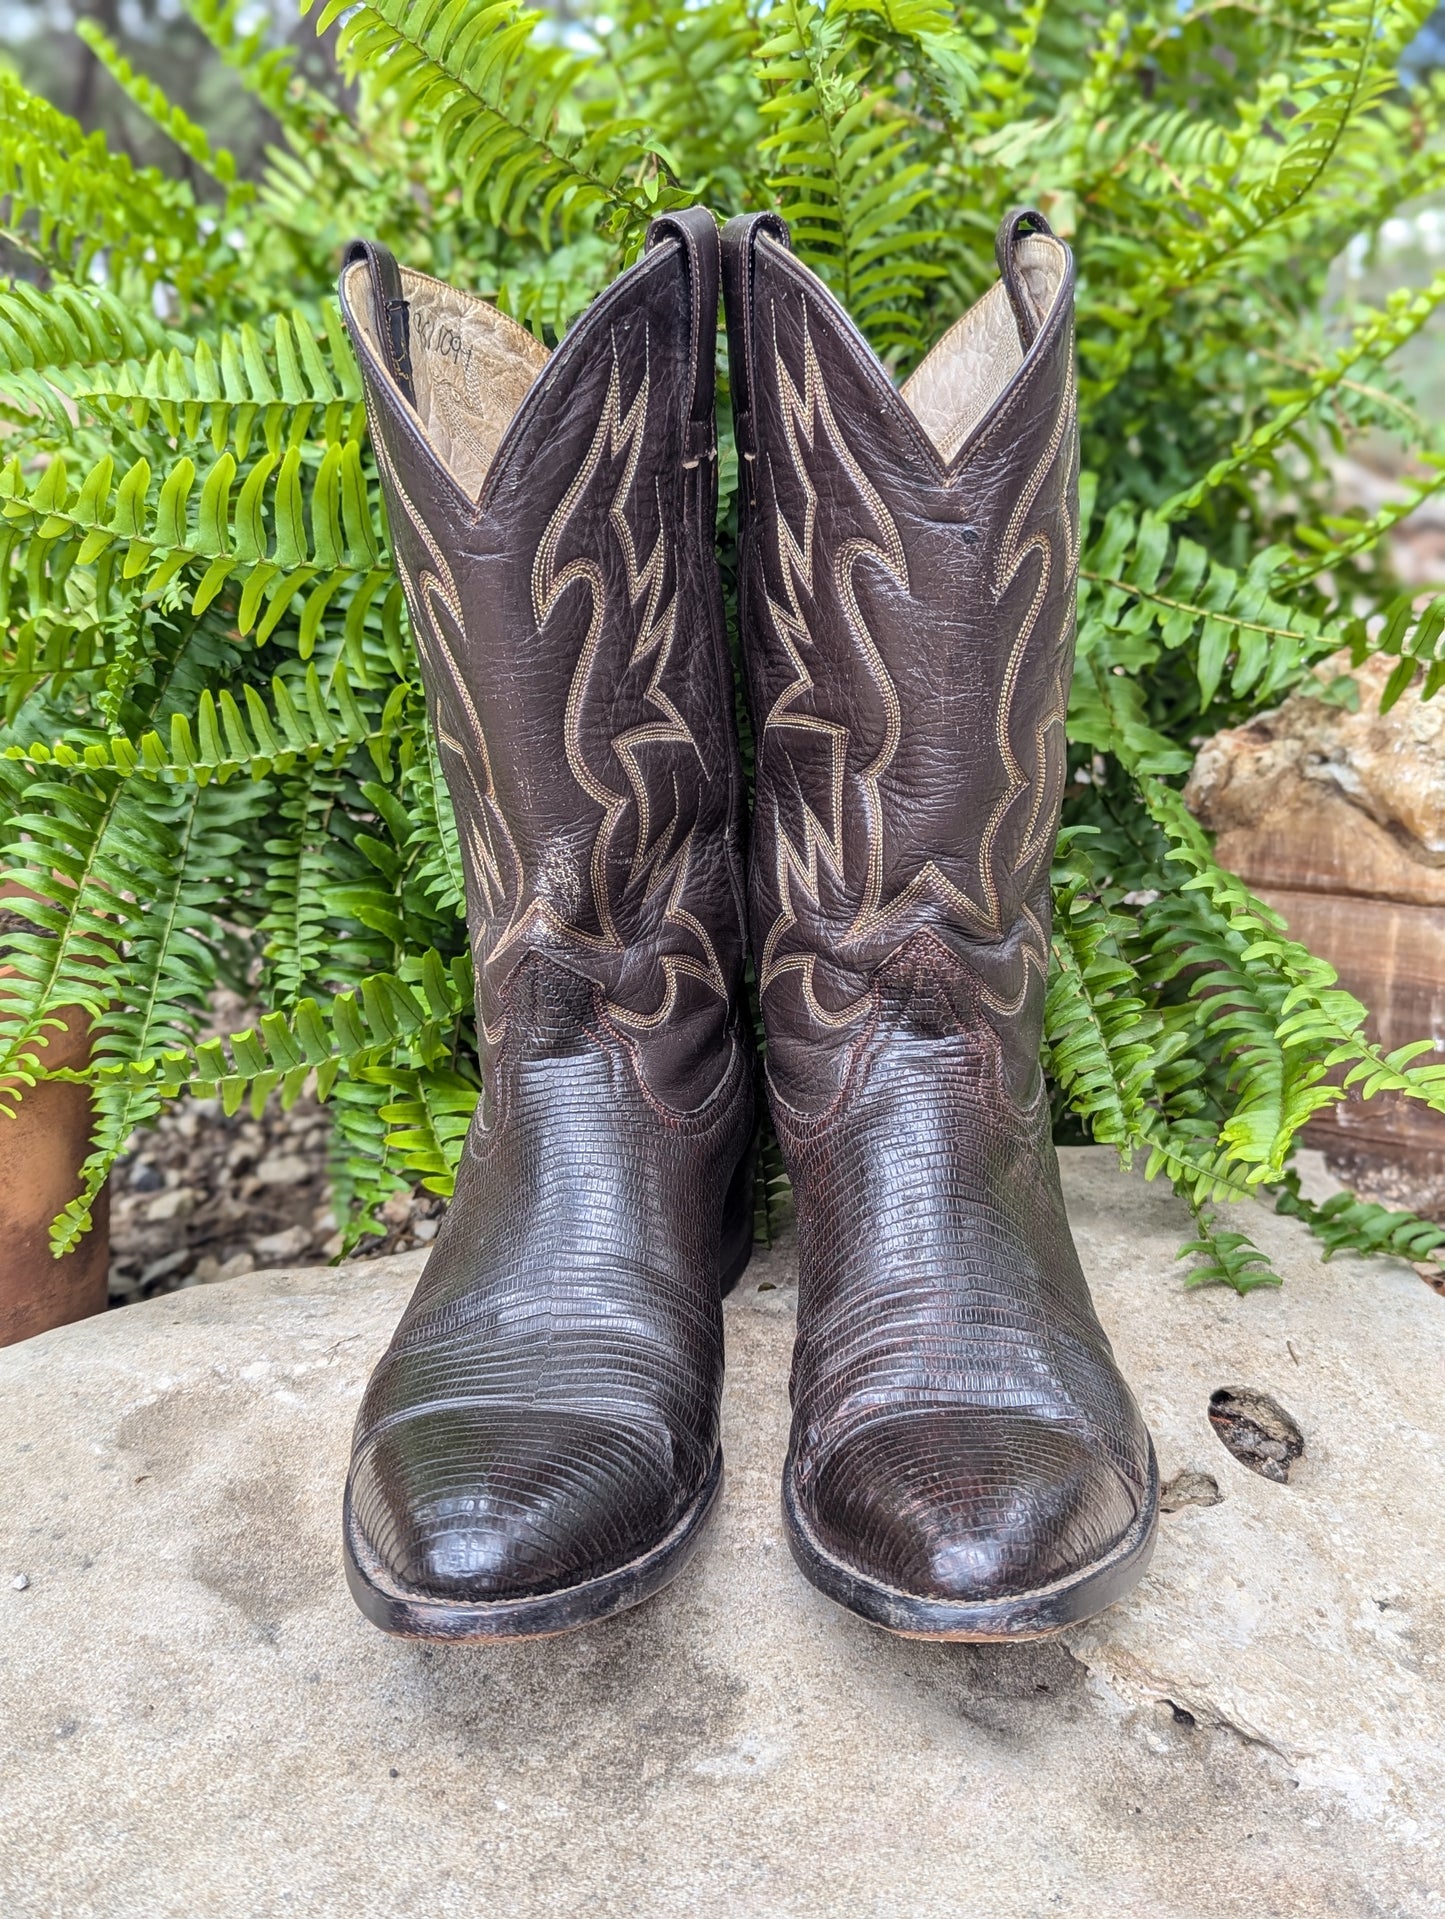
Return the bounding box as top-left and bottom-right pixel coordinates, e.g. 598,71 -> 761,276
758,308 -> 899,1027
366,398 -> 522,1048
977,353 -> 1075,917
976,902 -> 1048,1017
518,331 -> 726,1028
372,330 -> 727,1043
758,310 -> 1075,1024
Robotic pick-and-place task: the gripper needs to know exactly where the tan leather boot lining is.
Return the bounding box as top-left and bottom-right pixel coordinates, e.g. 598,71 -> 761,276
899,234 -> 1068,462
342,260 -> 551,498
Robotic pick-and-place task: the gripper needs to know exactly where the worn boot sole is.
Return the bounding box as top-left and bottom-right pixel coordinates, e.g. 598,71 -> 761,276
341,1208 -> 755,1644
781,1439 -> 1159,1641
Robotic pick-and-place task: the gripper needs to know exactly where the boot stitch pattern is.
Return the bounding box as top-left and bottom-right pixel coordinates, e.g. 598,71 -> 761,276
754,302 -> 1078,1025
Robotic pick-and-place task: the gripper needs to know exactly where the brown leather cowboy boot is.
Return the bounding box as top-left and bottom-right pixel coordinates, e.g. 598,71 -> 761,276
337,208 -> 754,1639
722,208 -> 1158,1638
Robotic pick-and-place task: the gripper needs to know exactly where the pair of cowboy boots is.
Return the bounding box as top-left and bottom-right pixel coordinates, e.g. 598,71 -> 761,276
337,205 -> 1158,1644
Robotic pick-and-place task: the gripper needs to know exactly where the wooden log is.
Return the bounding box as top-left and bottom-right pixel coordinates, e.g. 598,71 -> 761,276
1185,654 -> 1445,911
1255,887 -> 1445,1159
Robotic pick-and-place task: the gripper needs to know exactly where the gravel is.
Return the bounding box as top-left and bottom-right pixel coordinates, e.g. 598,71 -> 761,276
107,994 -> 447,1307
1320,1141 -> 1445,1227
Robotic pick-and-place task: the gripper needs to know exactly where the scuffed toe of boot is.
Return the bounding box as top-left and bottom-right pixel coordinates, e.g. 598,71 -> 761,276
344,1407 -> 722,1639
350,1406 -> 679,1598
785,1411 -> 1156,1640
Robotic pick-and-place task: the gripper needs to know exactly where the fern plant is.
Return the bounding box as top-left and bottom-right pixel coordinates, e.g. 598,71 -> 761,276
3,0 -> 1445,1285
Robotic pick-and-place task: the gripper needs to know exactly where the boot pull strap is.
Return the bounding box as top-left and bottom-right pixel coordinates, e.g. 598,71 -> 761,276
341,238 -> 416,409
645,205 -> 721,469
720,211 -> 791,502
995,207 -> 1055,356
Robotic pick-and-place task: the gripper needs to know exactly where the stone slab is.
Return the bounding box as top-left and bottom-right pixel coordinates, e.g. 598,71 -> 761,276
1,1149 -> 1443,1918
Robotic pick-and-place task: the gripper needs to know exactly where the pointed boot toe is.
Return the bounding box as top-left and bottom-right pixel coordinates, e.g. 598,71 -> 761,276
345,1404 -> 721,1638
787,1412 -> 1151,1635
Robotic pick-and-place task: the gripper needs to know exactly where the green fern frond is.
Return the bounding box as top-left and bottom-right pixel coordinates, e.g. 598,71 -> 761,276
408,719 -> 468,919
1080,503 -> 1329,711
0,74 -> 207,291
74,20 -> 249,199
53,947 -> 478,1239
36,306 -> 366,473
378,1068 -> 481,1195
1143,896 -> 1338,1184
182,0 -> 324,133
968,0 -> 1047,130
1276,1179 -> 1445,1272
63,951 -> 471,1103
981,97 -> 1235,183
596,0 -> 762,205
0,285 -> 181,444
1178,1204 -> 1280,1293
489,236 -> 617,338
1081,0 -> 1431,400
311,0 -> 658,247
0,439 -> 389,644
1066,638 -> 1195,776
47,779 -> 262,1251
1141,777 -> 1445,1135
1349,588 -> 1445,707
1045,832 -> 1294,1239
2,662 -> 402,787
0,280 -> 173,391
1288,455 -> 1445,583
1164,261 -> 1445,519
1046,838 -> 1166,1151
755,0 -> 941,356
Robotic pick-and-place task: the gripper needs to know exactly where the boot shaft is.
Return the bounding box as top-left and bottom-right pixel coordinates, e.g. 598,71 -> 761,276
340,212 -> 747,1111
722,211 -> 1080,1110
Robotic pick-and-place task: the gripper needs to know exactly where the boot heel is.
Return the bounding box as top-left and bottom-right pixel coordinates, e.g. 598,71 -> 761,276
718,1135 -> 758,1295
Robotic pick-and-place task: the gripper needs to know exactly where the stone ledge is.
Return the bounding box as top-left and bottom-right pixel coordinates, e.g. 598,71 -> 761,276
2,1148 -> 1441,1918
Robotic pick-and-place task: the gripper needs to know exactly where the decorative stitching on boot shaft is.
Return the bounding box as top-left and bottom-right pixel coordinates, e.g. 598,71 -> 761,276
347,243 -> 742,1082
754,300 -> 1079,1038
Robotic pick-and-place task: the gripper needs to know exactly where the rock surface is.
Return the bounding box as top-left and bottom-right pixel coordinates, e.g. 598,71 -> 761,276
2,1149 -> 1443,1918
1184,650 -> 1445,907
1183,650 -> 1445,1213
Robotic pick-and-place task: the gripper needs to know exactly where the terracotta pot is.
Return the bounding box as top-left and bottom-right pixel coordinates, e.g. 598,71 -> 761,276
0,912 -> 110,1345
